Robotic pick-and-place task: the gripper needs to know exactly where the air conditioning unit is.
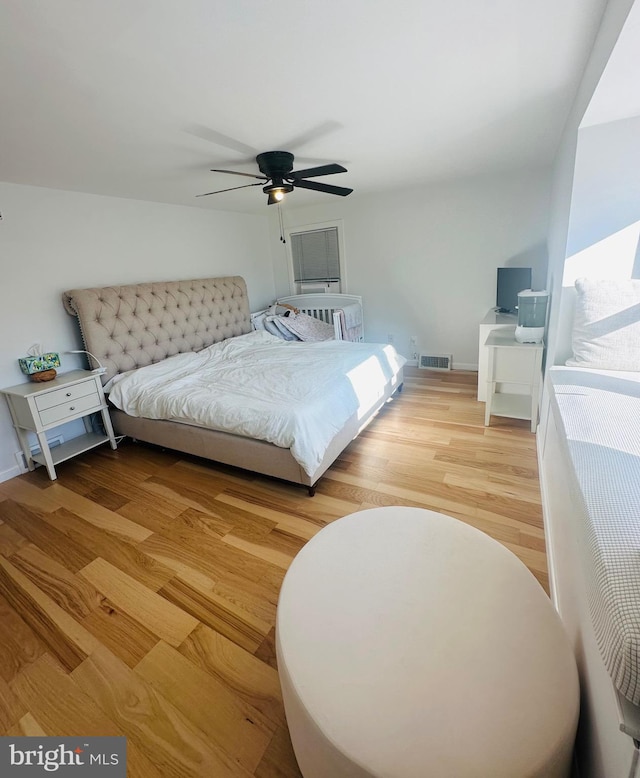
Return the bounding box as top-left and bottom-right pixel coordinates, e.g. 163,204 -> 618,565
418,353 -> 452,371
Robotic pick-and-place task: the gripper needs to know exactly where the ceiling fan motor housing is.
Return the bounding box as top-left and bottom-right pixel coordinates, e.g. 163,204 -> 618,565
256,151 -> 295,179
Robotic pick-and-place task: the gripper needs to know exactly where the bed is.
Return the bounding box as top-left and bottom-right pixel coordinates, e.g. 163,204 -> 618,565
62,276 -> 404,494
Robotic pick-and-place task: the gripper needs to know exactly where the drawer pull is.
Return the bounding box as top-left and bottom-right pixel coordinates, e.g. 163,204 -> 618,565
69,406 -> 75,411
66,392 -> 72,397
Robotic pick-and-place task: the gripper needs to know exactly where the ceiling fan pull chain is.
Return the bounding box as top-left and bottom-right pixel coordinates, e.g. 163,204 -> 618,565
278,203 -> 286,244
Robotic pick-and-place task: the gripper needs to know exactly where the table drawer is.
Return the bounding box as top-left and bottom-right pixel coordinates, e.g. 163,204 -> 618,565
35,380 -> 97,411
38,390 -> 102,426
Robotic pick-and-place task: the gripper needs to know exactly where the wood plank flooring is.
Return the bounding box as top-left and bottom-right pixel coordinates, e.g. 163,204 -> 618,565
0,368 -> 546,776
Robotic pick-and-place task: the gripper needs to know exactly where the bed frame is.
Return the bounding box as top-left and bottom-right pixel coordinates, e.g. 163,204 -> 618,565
63,276 -> 402,494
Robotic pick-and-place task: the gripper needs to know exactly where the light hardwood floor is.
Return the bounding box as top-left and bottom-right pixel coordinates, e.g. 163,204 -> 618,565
0,368 -> 545,776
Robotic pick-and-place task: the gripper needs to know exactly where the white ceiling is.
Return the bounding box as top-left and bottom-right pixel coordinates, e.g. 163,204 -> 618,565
0,0 -> 609,214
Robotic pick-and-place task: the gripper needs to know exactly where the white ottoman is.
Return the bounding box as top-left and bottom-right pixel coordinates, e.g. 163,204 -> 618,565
276,507 -> 579,778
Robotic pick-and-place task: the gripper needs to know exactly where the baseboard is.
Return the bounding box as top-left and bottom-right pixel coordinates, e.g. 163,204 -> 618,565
0,463 -> 24,483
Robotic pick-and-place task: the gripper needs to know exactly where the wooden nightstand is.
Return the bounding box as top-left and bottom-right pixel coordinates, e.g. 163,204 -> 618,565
1,369 -> 117,480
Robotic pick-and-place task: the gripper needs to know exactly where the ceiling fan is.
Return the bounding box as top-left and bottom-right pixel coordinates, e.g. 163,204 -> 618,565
196,150 -> 353,205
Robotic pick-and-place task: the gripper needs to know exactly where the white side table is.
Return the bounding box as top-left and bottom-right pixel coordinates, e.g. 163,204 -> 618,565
477,309 -> 517,401
1,369 -> 117,480
484,331 -> 544,433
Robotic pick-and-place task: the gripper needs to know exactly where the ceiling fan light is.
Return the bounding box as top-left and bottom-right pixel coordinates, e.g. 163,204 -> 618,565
263,181 -> 294,195
264,178 -> 293,205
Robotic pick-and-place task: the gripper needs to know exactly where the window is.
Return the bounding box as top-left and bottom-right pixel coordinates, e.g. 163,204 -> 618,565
287,220 -> 346,294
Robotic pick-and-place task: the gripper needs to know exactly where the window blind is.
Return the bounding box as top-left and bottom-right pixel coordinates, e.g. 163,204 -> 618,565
291,227 -> 340,283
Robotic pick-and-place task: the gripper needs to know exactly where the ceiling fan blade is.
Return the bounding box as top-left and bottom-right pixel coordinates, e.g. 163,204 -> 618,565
196,182 -> 265,197
279,121 -> 342,152
289,163 -> 347,179
292,179 -> 353,197
210,168 -> 267,181
185,124 -> 257,156
289,155 -> 346,165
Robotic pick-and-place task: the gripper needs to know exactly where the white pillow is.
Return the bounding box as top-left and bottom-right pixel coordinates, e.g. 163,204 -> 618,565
566,277 -> 640,371
251,311 -> 268,331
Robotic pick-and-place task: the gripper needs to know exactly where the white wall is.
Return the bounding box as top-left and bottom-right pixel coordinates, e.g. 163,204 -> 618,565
544,0 -> 637,369
567,115 -> 640,259
0,181 -> 273,481
269,169 -> 551,367
553,115 -> 640,363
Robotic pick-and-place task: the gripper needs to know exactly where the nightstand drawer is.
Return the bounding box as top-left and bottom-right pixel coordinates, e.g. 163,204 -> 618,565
38,390 -> 102,426
35,381 -> 97,412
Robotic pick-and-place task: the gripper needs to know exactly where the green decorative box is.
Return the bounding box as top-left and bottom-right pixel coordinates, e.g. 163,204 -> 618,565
18,352 -> 61,375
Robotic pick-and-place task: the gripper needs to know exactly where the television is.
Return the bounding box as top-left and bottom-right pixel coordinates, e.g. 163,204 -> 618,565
496,267 -> 532,314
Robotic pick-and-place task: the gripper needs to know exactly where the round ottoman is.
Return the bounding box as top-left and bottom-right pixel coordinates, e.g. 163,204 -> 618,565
276,507 -> 579,778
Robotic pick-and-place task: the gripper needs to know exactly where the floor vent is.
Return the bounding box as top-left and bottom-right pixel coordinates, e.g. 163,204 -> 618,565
418,354 -> 452,371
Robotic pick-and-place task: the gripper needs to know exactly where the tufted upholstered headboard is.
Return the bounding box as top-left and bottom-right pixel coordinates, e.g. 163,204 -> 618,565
63,276 -> 252,383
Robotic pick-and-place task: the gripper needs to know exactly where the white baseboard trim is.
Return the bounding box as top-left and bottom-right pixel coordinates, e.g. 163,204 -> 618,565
0,463 -> 25,483
454,363 -> 478,371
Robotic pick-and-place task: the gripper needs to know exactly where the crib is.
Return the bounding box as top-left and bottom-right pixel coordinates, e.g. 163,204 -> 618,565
277,293 -> 364,341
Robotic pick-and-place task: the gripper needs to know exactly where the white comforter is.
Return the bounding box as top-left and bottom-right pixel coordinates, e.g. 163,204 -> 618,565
106,330 -> 405,476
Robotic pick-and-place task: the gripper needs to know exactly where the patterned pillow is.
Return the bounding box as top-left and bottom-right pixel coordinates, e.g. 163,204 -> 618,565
276,312 -> 335,342
566,278 -> 640,371
263,316 -> 299,341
